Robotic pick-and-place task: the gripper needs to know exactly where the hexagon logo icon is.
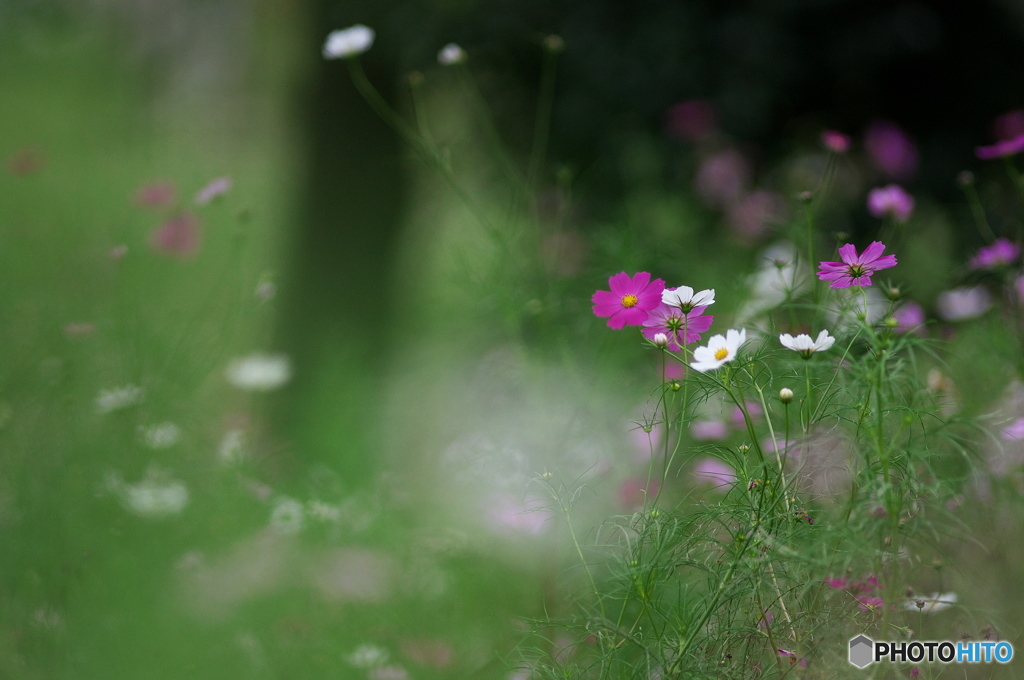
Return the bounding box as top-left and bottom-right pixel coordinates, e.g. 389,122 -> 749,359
849,635 -> 874,668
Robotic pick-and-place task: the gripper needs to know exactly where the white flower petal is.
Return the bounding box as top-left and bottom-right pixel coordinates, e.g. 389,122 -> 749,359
323,25 -> 375,59
437,43 -> 466,65
813,329 -> 835,351
226,354 -> 292,391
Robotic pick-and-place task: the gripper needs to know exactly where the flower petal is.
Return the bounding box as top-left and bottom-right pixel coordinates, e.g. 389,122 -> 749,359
837,243 -> 860,264
859,241 -> 888,264
607,272 -> 633,296
828,276 -> 855,289
869,254 -> 897,271
627,271 -> 651,294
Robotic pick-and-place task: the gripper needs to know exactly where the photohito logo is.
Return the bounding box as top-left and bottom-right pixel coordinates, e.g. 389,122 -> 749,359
848,635 -> 1013,668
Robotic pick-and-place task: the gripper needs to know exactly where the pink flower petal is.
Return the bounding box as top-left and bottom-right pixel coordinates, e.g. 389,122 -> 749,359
837,243 -> 860,264
860,241 -> 887,263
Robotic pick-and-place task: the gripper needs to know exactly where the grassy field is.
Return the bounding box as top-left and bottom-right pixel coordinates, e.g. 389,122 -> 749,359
5,10 -> 1024,680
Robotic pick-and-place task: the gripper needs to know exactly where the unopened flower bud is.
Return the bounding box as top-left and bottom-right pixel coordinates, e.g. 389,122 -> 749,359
652,333 -> 669,348
957,170 -> 975,187
884,316 -> 899,329
798,190 -> 813,204
737,444 -> 750,454
886,286 -> 902,301
779,387 -> 794,404
406,70 -> 425,87
669,381 -> 682,392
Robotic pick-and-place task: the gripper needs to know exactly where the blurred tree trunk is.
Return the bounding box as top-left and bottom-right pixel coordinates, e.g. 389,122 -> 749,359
274,0 -> 407,482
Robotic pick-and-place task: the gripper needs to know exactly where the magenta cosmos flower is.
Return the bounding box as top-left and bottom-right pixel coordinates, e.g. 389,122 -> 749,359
969,237 -> 1020,269
641,304 -> 713,350
867,184 -> 914,223
821,130 -> 851,153
976,132 -> 1024,159
592,272 -> 665,329
817,242 -> 897,289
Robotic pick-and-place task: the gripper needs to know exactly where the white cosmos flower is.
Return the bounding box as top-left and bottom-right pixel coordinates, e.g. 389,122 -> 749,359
779,330 -> 835,358
269,496 -> 305,534
139,422 -> 181,449
95,384 -> 144,414
346,644 -> 390,668
662,285 -> 715,311
120,467 -> 189,518
217,429 -> 246,465
437,43 -> 466,65
691,329 -> 746,373
225,353 -> 292,391
902,592 -> 957,614
936,286 -> 992,321
322,25 -> 375,59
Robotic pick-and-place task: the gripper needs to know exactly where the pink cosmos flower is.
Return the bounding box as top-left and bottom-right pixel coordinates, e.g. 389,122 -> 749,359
821,130 -> 851,153
909,668 -> 921,678
690,420 -> 729,441
993,110 -> 1024,141
817,242 -> 897,289
893,301 -> 926,334
665,99 -> 717,141
865,121 -> 918,179
618,477 -> 660,510
825,577 -> 849,589
856,595 -> 884,612
641,304 -> 714,350
867,184 -> 915,222
592,272 -> 665,329
135,180 -> 177,208
486,494 -> 553,535
851,575 -> 879,593
149,213 -> 201,258
1002,418 -> 1024,441
730,401 -> 763,429
695,149 -> 751,207
195,176 -> 232,205
726,190 -> 787,242
969,238 -> 1020,269
663,362 -> 685,381
976,133 -> 1024,160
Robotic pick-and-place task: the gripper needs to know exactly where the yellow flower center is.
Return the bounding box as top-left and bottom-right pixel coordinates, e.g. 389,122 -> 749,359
714,348 -> 729,361
621,294 -> 639,308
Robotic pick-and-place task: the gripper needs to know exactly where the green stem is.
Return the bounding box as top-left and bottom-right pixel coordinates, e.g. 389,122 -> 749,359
961,180 -> 997,242
527,45 -> 560,193
346,59 -> 496,232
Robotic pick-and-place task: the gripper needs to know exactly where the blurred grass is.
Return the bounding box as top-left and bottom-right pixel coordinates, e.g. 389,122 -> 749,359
0,13 -> 553,680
